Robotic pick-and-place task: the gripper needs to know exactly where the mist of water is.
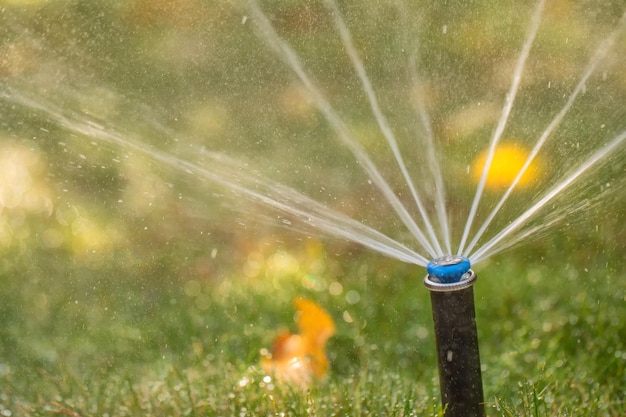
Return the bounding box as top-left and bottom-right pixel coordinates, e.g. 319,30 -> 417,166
1,87 -> 428,266
471,128 -> 626,264
1,2 -> 624,269
245,1 -> 625,265
457,0 -> 546,256
463,10 -> 626,258
323,0 -> 445,257
246,0 -> 442,259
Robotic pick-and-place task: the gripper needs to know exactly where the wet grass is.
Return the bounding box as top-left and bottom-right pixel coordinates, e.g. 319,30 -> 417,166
1,238 -> 624,416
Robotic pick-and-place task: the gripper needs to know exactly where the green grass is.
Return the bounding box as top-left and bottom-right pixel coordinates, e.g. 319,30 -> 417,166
1,238 -> 624,416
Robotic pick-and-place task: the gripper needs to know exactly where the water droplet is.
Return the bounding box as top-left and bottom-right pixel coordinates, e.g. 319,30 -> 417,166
328,281 -> 343,295
342,310 -> 353,323
345,290 -> 360,304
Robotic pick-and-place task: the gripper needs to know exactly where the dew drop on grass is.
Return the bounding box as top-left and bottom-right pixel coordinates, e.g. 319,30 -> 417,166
238,376 -> 250,387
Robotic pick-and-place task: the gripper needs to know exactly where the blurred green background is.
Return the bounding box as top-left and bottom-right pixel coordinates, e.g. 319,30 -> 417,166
0,0 -> 625,415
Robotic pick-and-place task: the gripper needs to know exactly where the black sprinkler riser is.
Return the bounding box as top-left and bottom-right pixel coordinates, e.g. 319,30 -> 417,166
425,256 -> 485,417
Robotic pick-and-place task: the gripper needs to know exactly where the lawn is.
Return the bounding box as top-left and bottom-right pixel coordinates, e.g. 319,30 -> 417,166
1,232 -> 624,416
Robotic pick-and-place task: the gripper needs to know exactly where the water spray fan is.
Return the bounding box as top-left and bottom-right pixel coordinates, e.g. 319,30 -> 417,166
424,256 -> 485,417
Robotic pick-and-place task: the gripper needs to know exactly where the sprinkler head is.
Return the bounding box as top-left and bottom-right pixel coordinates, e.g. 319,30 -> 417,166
427,255 -> 471,284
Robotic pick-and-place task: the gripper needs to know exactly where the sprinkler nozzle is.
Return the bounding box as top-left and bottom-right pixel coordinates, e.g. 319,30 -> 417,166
427,255 -> 471,283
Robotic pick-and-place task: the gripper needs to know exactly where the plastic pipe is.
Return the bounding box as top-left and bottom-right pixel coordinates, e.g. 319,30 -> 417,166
424,256 -> 485,417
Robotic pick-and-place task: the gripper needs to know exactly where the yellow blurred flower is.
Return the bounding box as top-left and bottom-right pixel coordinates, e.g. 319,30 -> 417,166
471,142 -> 540,190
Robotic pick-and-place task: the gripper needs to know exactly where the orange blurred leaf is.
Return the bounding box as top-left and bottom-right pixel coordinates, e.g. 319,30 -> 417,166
262,297 -> 335,387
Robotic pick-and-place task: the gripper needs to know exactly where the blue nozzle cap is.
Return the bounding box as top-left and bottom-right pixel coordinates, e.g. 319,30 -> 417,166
427,256 -> 471,284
